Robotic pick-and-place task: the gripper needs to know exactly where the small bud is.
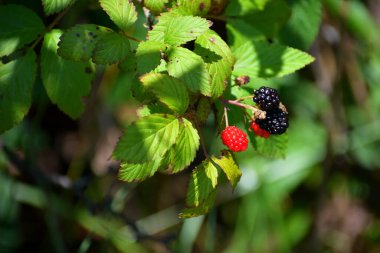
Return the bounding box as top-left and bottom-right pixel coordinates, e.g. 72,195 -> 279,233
235,75 -> 250,86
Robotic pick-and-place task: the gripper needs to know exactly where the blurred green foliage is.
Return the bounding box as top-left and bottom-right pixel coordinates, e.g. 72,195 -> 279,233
1,0 -> 380,252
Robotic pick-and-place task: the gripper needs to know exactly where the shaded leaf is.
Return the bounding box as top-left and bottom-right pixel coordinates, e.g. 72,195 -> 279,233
195,30 -> 235,98
226,0 -> 290,38
113,114 -> 179,163
179,191 -> 216,218
136,40 -> 166,74
233,41 -> 314,79
278,0 -> 322,50
93,32 -> 131,64
249,130 -> 288,159
41,30 -> 94,119
186,159 -> 219,207
226,18 -> 266,49
0,5 -> 45,56
167,47 -> 211,96
0,50 -> 36,133
58,24 -> 111,61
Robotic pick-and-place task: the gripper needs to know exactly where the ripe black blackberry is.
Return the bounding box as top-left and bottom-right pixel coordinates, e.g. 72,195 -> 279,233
253,86 -> 280,111
255,108 -> 289,135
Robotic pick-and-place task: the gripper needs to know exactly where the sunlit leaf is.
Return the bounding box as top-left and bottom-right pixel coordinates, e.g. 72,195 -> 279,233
167,47 -> 211,96
213,150 -> 241,189
99,0 -> 137,31
113,114 -> 179,163
144,0 -> 168,14
140,73 -> 189,114
0,50 -> 36,133
148,12 -> 211,46
163,118 -> 200,173
42,0 -> 76,15
119,158 -> 163,182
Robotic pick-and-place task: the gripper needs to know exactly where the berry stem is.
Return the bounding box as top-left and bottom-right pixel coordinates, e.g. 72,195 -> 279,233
233,95 -> 255,102
226,99 -> 260,112
224,106 -> 229,127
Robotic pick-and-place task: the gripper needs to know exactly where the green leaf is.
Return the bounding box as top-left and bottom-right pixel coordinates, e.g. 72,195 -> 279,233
148,12 -> 211,46
249,131 -> 288,159
226,18 -> 266,49
226,0 -> 291,38
179,191 -> 215,218
144,0 -> 168,14
163,118 -> 200,173
41,30 -> 94,119
195,30 -> 235,98
99,0 -> 137,31
119,158 -> 163,182
136,40 -> 166,74
140,73 -> 189,114
213,150 -> 241,189
106,70 -> 135,108
0,50 -> 36,133
93,32 -> 131,65
167,47 -> 211,96
113,114 -> 179,163
186,159 -> 219,207
225,0 -> 271,15
233,41 -> 314,79
42,0 -> 76,15
278,0 -> 322,50
0,5 -> 45,56
58,24 -> 111,61
174,0 -> 211,16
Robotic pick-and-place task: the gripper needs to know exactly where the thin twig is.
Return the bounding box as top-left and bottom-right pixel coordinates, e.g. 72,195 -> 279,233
123,33 -> 142,42
194,118 -> 209,157
30,7 -> 71,50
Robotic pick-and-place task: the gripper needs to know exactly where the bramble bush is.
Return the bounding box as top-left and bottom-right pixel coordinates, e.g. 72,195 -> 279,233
0,0 -> 318,218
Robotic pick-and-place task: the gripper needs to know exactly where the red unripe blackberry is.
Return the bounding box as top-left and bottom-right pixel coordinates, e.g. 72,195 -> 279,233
255,108 -> 289,135
221,126 -> 248,152
253,86 -> 280,111
250,122 -> 270,138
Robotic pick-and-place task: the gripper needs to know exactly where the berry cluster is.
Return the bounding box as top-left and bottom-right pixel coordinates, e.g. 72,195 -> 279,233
253,86 -> 289,135
253,86 -> 280,111
250,122 -> 270,138
221,126 -> 248,152
255,108 -> 289,135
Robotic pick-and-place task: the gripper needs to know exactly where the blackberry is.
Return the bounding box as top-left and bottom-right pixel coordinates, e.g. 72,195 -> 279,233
253,86 -> 280,111
255,108 -> 289,135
